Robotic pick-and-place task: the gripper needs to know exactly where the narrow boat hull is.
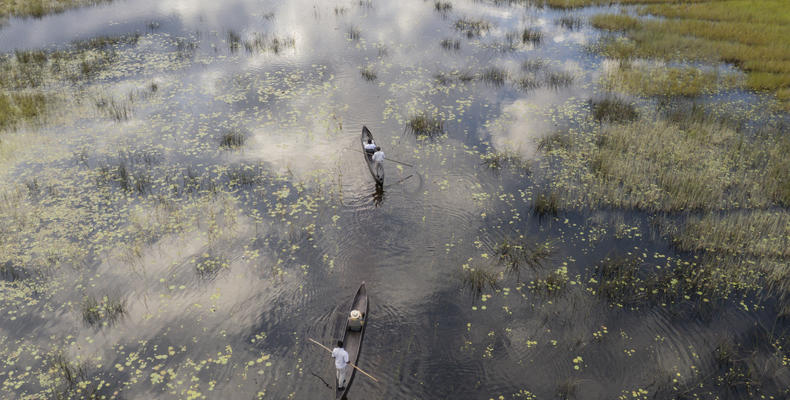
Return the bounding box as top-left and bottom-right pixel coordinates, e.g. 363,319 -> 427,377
334,283 -> 369,399
361,126 -> 384,185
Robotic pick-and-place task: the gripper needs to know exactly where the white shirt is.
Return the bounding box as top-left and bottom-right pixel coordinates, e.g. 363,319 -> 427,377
364,142 -> 376,151
372,150 -> 385,163
332,347 -> 349,369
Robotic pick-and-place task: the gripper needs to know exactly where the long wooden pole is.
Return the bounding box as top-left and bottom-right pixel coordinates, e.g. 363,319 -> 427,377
346,148 -> 414,168
307,338 -> 380,383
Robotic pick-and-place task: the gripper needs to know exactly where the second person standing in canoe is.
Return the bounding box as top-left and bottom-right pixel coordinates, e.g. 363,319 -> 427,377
372,147 -> 384,165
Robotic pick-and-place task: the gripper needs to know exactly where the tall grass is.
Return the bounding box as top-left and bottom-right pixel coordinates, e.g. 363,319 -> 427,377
454,17 -> 491,38
589,96 -> 638,123
406,114 -> 444,138
461,266 -> 499,295
81,294 -> 125,327
591,3 -> 790,106
0,92 -> 48,130
0,0 -> 112,18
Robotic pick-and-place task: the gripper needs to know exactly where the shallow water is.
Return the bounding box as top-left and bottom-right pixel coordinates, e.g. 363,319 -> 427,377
1,0 -> 789,399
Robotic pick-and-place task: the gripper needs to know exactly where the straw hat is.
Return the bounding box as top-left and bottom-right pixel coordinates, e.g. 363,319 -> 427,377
350,310 -> 361,319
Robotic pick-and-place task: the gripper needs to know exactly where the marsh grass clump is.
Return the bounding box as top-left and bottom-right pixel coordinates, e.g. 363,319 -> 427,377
603,64 -> 726,97
479,67 -> 507,87
558,15 -> 583,30
481,150 -> 530,172
533,190 -> 559,217
522,58 -> 547,72
195,254 -> 229,278
406,114 -> 444,139
72,33 -> 140,51
226,164 -> 265,187
537,132 -> 572,153
1,0 -> 113,19
348,26 -> 361,41
454,17 -> 491,38
227,30 -> 242,52
461,266 -> 500,296
51,353 -> 87,390
220,129 -> 246,149
0,92 -> 48,130
242,33 -> 296,54
514,74 -> 540,91
590,96 -> 638,123
360,66 -> 377,82
496,237 -> 554,279
520,28 -> 543,45
94,95 -> 132,121
434,1 -> 452,13
81,295 -> 125,327
440,38 -> 460,51
530,266 -> 568,295
545,71 -> 574,89
0,261 -> 26,282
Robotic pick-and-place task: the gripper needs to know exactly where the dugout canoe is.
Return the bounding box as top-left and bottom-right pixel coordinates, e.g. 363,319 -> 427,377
335,282 -> 369,399
361,126 -> 384,185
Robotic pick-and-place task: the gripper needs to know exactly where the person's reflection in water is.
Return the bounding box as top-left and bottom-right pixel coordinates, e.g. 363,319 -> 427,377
372,184 -> 384,207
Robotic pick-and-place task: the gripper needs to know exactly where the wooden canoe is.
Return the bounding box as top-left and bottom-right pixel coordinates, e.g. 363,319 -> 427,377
335,282 -> 369,399
361,126 -> 384,185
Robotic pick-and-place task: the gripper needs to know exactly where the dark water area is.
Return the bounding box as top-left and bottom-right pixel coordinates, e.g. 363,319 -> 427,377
1,0 -> 789,399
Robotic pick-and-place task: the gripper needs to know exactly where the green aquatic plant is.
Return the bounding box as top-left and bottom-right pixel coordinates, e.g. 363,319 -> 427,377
495,237 -> 553,280
454,17 -> 491,38
480,67 -> 507,87
406,114 -> 444,138
533,190 -> 558,217
520,28 -> 543,45
360,66 -> 377,82
0,92 -> 48,131
195,254 -> 229,278
589,96 -> 638,123
220,129 -> 246,149
81,295 -> 125,327
0,0 -> 112,18
348,26 -> 361,41
440,38 -> 460,51
461,266 -> 500,295
558,15 -> 583,30
480,150 -> 530,172
434,1 -> 452,12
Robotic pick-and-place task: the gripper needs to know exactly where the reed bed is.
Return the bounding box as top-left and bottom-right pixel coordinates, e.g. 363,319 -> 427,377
454,17 -> 491,38
0,0 -> 112,18
591,1 -> 790,107
406,114 -> 444,138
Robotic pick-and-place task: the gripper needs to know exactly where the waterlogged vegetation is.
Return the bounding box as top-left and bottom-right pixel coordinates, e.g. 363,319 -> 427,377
0,0 -> 111,19
1,0 -> 790,399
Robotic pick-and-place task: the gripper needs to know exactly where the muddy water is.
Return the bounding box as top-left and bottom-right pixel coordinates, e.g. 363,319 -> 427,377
1,0 -> 788,399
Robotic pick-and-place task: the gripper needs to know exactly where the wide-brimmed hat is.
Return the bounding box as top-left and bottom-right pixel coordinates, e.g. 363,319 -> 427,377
350,309 -> 361,319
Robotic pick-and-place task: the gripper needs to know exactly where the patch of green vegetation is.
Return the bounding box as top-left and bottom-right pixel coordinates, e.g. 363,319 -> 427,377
81,294 -> 125,327
603,62 -> 740,97
480,149 -> 530,172
195,254 -> 229,278
0,92 -> 48,131
434,1 -> 452,12
495,237 -> 553,279
242,33 -> 296,54
533,190 -> 559,217
461,265 -> 500,295
589,96 -> 638,123
454,17 -> 491,38
406,114 -> 445,139
360,65 -> 377,82
591,1 -> 790,107
479,66 -> 507,87
220,129 -> 246,149
0,0 -> 112,19
558,15 -> 583,30
440,38 -> 460,51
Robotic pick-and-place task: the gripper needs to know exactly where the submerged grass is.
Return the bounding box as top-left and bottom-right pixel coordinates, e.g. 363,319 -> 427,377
219,129 -> 246,149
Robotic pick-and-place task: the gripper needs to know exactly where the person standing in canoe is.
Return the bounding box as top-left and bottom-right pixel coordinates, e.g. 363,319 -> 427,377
332,340 -> 350,390
372,146 -> 384,165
